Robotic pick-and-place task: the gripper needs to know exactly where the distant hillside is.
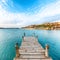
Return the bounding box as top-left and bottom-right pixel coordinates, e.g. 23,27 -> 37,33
23,22 -> 60,30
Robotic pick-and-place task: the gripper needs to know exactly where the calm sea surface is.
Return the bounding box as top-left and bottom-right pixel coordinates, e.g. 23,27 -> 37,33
0,29 -> 60,60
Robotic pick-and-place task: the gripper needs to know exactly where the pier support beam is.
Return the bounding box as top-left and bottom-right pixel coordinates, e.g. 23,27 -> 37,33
45,44 -> 49,57
15,43 -> 20,58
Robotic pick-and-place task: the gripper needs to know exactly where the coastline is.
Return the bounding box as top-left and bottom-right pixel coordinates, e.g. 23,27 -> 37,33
22,27 -> 60,30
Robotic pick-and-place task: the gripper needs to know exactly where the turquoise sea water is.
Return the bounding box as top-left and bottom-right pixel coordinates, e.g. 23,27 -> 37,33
0,29 -> 60,60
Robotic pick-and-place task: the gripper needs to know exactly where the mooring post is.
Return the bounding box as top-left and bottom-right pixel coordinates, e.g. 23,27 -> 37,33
22,36 -> 24,40
45,44 -> 49,57
24,32 -> 25,36
32,33 -> 35,37
36,35 -> 38,38
15,43 -> 20,58
34,33 -> 35,36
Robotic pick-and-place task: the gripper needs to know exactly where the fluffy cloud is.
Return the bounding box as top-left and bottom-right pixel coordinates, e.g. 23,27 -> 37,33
37,1 -> 60,17
0,0 -> 60,27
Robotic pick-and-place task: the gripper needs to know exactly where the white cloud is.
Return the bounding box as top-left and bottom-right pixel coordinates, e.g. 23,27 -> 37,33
37,1 -> 60,18
0,0 -> 60,27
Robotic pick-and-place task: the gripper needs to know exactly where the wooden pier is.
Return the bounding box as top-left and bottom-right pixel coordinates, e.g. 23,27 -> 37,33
14,36 -> 52,60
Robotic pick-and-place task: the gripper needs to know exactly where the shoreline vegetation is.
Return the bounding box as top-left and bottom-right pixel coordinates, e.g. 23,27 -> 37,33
22,22 -> 60,30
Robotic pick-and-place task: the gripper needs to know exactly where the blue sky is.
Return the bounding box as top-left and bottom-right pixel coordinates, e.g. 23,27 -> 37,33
0,0 -> 60,27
